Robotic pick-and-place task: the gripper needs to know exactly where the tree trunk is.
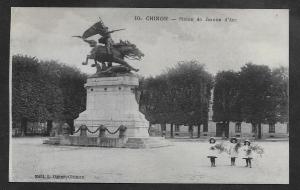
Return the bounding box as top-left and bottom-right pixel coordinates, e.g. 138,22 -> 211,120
197,124 -> 201,138
252,123 -> 262,139
170,123 -> 174,138
252,123 -> 258,139
148,123 -> 152,136
203,121 -> 208,132
67,119 -> 74,135
21,118 -> 27,136
160,123 -> 166,137
225,121 -> 230,138
46,120 -> 53,136
258,123 -> 262,139
189,125 -> 193,138
222,121 -> 226,138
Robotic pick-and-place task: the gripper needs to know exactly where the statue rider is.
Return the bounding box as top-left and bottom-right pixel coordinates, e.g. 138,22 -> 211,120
74,17 -> 143,73
98,26 -> 114,66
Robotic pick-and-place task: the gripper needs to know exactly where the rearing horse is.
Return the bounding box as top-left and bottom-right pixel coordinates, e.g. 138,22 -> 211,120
82,40 -> 144,72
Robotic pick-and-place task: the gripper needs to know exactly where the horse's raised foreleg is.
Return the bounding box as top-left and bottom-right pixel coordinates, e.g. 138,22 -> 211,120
101,62 -> 107,71
91,60 -> 102,73
91,59 -> 97,67
113,57 -> 139,72
82,55 -> 90,65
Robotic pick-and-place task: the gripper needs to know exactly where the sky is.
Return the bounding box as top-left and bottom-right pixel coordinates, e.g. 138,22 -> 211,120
10,8 -> 289,77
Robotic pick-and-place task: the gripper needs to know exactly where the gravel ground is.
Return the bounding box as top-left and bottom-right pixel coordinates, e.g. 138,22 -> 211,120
9,137 -> 289,183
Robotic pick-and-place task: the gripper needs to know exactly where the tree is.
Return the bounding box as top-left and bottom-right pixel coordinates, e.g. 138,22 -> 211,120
139,75 -> 170,136
12,55 -> 87,136
239,63 -> 273,139
166,61 -> 213,126
139,61 -> 213,138
57,64 -> 86,133
12,55 -> 51,134
212,70 -> 241,138
266,66 -> 288,124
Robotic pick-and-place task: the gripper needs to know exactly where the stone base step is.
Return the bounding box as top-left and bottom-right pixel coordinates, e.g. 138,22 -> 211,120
125,137 -> 172,148
43,136 -> 172,149
43,136 -> 63,145
43,135 -> 172,148
43,135 -> 126,148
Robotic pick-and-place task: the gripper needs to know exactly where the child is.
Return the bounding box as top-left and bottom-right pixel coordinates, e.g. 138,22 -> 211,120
228,137 -> 239,166
207,137 -> 217,167
242,140 -> 253,168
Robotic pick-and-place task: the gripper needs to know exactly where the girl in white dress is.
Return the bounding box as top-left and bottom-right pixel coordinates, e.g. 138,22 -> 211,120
228,138 -> 239,166
207,137 -> 217,167
242,140 -> 253,168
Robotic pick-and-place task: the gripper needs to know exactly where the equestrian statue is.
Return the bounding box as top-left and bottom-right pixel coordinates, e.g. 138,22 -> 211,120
73,17 -> 144,76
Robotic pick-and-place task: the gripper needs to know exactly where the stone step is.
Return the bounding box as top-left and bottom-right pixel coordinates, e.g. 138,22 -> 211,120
124,137 -> 172,148
43,139 -> 60,145
126,137 -> 166,142
125,144 -> 146,148
125,142 -> 171,148
145,143 -> 171,148
49,137 -> 61,141
43,136 -> 172,149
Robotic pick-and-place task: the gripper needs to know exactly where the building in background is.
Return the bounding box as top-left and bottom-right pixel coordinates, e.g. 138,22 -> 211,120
150,97 -> 289,139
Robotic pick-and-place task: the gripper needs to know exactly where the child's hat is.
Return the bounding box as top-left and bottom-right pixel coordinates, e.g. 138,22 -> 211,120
230,137 -> 237,143
244,139 -> 251,145
209,137 -> 216,143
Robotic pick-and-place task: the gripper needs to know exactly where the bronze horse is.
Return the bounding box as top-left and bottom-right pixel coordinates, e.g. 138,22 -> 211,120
82,40 -> 144,73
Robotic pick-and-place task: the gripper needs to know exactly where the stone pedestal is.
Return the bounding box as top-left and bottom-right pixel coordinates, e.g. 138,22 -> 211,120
74,74 -> 149,138
44,74 -> 172,148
